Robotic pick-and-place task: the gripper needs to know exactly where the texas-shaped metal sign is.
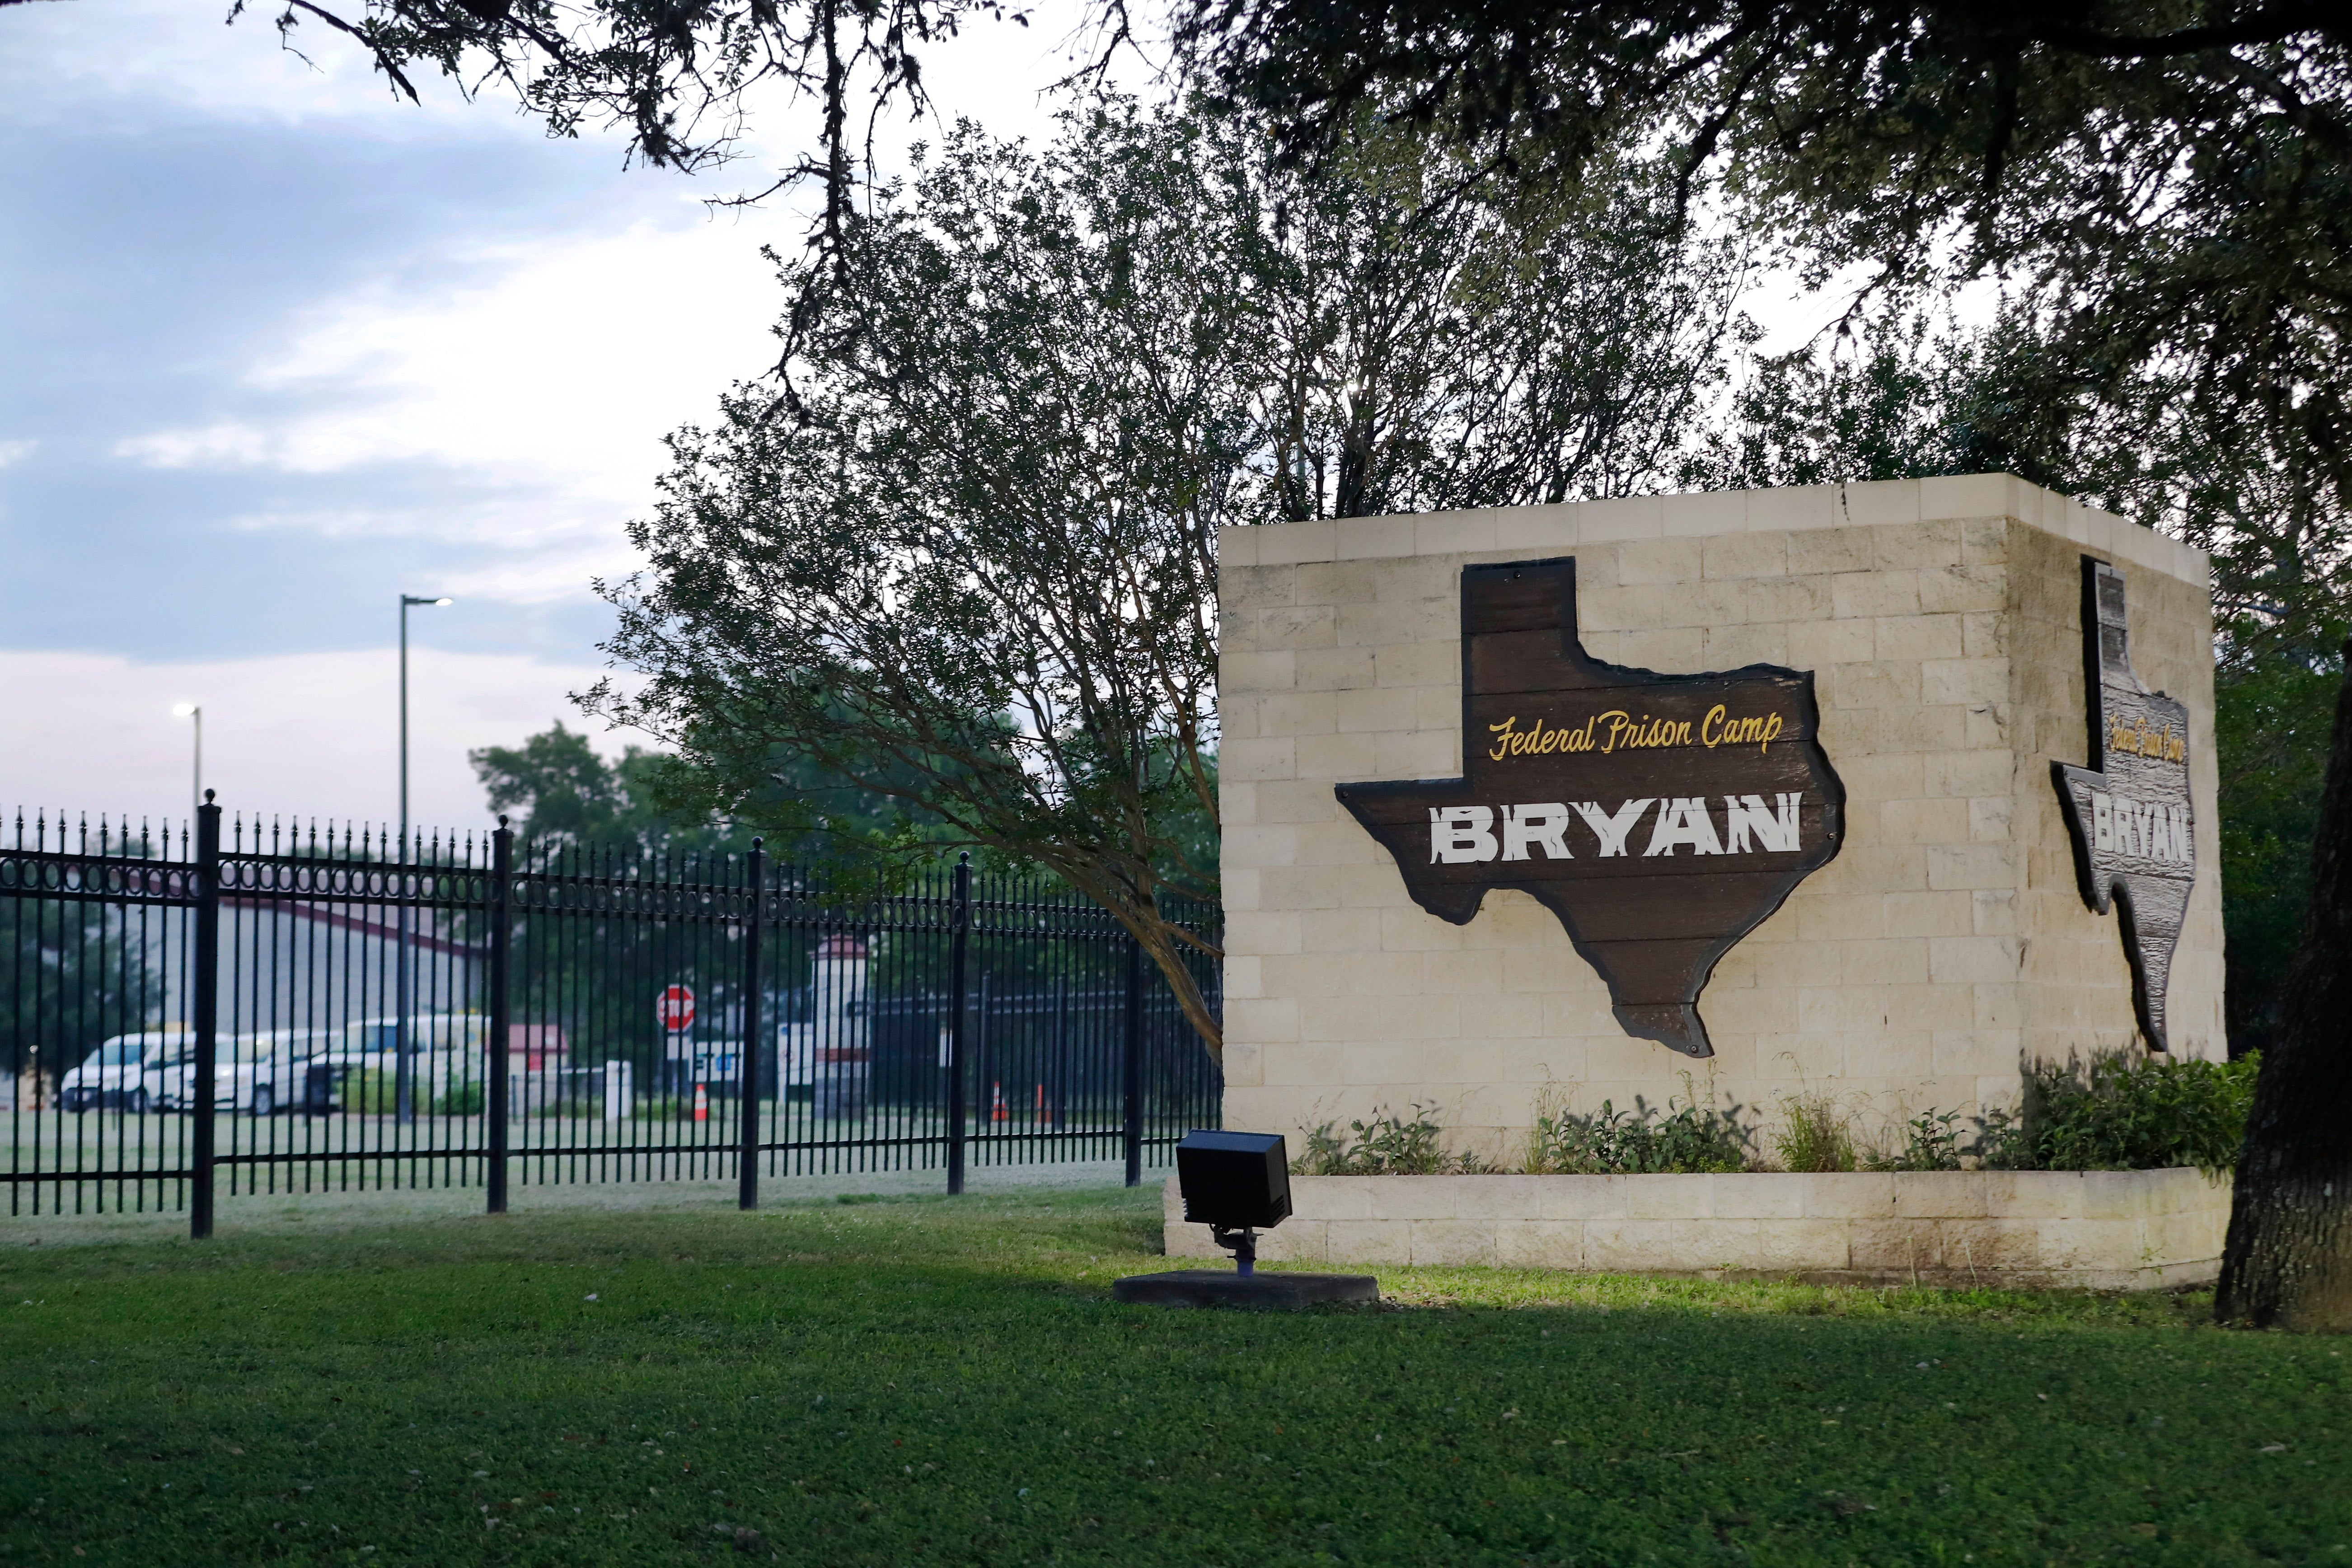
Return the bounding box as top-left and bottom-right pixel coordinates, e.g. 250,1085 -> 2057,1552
1335,557 -> 1845,1057
2051,557 -> 2196,1050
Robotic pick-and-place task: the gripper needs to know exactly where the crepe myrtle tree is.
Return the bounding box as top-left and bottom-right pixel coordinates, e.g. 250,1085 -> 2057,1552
584,100 -> 1748,1055
587,106 -> 1241,1051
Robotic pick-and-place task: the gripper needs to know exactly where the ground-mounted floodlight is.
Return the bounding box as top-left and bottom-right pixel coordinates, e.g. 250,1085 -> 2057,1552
1112,1130 -> 1378,1310
1175,1129 -> 1291,1276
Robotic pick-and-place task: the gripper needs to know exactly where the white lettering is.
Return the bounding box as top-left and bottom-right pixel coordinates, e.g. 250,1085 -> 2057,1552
1723,793 -> 1802,853
1643,796 -> 1725,857
1573,798 -> 1654,858
2085,792 -> 2194,863
1430,805 -> 1499,864
1501,802 -> 1574,861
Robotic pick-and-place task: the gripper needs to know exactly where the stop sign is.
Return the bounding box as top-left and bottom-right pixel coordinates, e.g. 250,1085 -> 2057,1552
657,984 -> 696,1032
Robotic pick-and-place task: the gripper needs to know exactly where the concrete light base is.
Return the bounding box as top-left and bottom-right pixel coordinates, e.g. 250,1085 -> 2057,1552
1163,1170 -> 2231,1291
1113,1269 -> 1381,1309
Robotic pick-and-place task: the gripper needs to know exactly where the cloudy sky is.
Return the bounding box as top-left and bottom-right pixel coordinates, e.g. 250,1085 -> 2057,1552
1,2 -> 1880,845
0,0 -> 1112,834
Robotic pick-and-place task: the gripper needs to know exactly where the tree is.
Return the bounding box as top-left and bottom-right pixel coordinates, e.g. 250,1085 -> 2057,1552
585,98 -> 1748,1056
2217,646 -> 2352,1330
2,818 -> 170,1094
472,724 -> 689,852
471,720 -> 946,871
2213,642 -> 2343,1049
1176,4 -> 2352,601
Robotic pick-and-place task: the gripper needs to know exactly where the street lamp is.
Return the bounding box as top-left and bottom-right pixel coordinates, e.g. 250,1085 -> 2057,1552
169,703 -> 201,823
395,593 -> 453,1127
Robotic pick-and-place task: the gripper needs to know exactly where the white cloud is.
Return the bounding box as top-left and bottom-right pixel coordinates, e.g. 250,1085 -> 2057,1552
114,423 -> 272,469
0,646 -> 640,831
108,212 -> 789,574
0,438 -> 34,468
247,215 -> 787,504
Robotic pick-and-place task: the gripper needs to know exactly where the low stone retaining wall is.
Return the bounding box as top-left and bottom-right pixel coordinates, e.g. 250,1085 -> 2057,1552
1162,1169 -> 2233,1290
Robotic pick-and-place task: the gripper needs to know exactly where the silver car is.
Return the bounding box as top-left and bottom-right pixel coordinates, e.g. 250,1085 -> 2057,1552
57,1031 -> 191,1114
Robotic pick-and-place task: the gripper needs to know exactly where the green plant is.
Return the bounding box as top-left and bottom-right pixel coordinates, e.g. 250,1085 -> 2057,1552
1979,1052 -> 2259,1175
1293,1106 -> 1474,1175
1773,1092 -> 1858,1173
1867,1109 -> 1968,1172
1527,1078 -> 1756,1174
347,1068 -> 396,1115
434,1082 -> 485,1117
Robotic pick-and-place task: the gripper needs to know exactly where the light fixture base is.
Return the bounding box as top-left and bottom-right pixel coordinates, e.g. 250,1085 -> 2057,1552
1111,1270 -> 1379,1310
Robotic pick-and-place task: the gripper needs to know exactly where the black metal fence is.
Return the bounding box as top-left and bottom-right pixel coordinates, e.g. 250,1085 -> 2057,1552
0,800 -> 1223,1233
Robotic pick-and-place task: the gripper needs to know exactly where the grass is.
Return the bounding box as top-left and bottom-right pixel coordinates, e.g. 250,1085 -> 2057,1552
2,1185 -> 2347,1566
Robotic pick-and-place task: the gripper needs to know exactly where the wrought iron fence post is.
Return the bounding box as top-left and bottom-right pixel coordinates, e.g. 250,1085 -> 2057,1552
946,852 -> 970,1196
1122,927 -> 1143,1189
486,818 -> 512,1214
190,792 -> 220,1240
739,840 -> 766,1211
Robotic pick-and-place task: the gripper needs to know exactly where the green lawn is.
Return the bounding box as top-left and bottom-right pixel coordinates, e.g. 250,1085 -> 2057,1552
2,1185 -> 2345,1566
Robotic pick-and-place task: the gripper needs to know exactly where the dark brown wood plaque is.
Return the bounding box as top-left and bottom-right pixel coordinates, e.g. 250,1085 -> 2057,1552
2051,557 -> 2196,1050
1335,557 -> 1845,1057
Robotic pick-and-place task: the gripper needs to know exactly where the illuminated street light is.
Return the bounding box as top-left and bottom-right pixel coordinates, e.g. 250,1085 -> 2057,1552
170,702 -> 201,822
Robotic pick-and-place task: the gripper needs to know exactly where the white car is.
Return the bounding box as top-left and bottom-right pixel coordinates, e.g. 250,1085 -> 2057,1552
144,1029 -> 325,1116
57,1030 -> 191,1114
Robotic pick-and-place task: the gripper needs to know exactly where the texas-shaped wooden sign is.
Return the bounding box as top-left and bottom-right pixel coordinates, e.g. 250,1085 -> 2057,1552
1335,556 -> 1845,1057
2050,557 -> 2196,1050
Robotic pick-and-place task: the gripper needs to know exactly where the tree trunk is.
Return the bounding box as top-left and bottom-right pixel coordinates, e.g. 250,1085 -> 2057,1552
2216,644 -> 2352,1331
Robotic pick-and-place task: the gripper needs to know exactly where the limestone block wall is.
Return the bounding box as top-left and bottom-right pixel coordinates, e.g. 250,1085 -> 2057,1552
1162,1170 -> 2233,1290
1217,476 -> 2223,1166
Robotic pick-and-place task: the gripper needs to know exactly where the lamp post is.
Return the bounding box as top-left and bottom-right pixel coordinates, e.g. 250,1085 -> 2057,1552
395,593 -> 453,1127
170,703 -> 201,823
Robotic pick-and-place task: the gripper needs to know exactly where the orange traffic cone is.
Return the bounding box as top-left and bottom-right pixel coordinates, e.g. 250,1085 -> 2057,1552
693,1082 -> 709,1122
991,1082 -> 1007,1123
1035,1083 -> 1045,1128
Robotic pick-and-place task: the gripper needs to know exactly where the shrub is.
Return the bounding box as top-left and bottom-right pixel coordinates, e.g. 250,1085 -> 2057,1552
1293,1106 -> 1486,1175
1977,1051 -> 2258,1175
348,1068 -> 396,1115
1772,1092 -> 1857,1173
346,1069 -> 483,1116
435,1081 -> 486,1116
1528,1081 -> 1755,1174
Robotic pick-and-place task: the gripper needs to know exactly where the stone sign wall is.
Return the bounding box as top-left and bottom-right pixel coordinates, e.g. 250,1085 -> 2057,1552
1217,475 -> 2223,1165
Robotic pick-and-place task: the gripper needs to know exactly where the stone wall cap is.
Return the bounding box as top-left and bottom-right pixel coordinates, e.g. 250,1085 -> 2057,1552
1226,477 -> 2209,583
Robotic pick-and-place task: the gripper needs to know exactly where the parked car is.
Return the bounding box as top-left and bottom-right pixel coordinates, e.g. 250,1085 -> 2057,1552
57,1030 -> 190,1114
143,1029 -> 326,1115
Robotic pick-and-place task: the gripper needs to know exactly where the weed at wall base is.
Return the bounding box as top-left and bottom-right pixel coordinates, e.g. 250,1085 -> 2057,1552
1528,1077 -> 1756,1174
1773,1091 -> 1858,1173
